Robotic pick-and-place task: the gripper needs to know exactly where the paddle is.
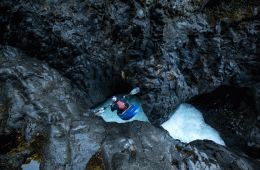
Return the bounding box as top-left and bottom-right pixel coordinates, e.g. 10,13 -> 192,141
94,87 -> 140,115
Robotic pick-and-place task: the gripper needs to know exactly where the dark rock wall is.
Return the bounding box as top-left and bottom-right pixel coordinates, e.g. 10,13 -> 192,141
1,0 -> 259,126
0,46 -> 260,169
0,45 -> 105,169
188,86 -> 260,159
101,121 -> 260,170
1,0 -> 134,108
1,0 -> 260,169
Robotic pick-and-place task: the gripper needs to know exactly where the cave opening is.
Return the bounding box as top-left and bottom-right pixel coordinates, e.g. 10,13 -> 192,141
90,80 -> 134,109
110,80 -> 134,96
187,85 -> 260,159
188,85 -> 256,111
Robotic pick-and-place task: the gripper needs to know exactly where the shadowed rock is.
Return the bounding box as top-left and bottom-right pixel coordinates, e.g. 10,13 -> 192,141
188,86 -> 260,159
1,0 -> 259,127
1,0 -> 260,169
101,121 -> 260,170
0,45 -> 260,170
0,45 -> 105,169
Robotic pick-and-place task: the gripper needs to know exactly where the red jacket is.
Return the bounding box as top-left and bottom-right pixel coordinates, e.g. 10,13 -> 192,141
111,99 -> 128,113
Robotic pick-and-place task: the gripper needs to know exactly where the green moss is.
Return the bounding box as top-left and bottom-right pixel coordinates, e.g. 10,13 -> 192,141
0,104 -> 5,113
6,131 -> 27,155
4,130 -> 47,164
26,133 -> 47,163
203,0 -> 260,27
85,150 -> 105,170
168,71 -> 176,82
175,145 -> 183,151
43,1 -> 48,8
171,157 -> 178,165
182,149 -> 194,155
23,158 -> 32,165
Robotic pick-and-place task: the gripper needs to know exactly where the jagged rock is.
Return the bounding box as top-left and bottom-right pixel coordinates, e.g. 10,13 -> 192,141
1,0 -> 260,168
40,117 -> 105,170
1,0 -> 259,127
188,85 -> 260,159
101,121 -> 177,170
189,140 -> 260,170
0,45 -> 105,169
101,121 -> 260,170
0,46 -> 260,170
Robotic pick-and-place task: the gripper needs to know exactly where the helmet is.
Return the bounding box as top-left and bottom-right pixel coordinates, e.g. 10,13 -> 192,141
111,96 -> 117,102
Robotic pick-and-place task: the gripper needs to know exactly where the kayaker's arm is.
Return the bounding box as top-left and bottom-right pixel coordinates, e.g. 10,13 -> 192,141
122,95 -> 128,102
110,103 -> 118,112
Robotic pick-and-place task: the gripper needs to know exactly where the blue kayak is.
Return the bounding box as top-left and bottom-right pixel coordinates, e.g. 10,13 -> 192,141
117,105 -> 140,120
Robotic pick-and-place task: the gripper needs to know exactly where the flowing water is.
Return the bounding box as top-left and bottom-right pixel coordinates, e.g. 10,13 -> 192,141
95,94 -> 225,146
161,103 -> 225,145
23,94 -> 225,169
93,94 -> 149,123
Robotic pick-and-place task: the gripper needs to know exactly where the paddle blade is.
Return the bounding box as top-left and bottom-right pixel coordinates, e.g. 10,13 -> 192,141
130,87 -> 140,95
95,108 -> 105,115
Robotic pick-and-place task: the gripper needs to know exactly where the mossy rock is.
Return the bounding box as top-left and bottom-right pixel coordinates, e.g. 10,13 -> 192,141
203,0 -> 260,27
85,150 -> 105,170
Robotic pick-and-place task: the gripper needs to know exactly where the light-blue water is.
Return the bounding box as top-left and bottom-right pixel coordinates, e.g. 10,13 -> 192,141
23,94 -> 225,169
95,94 -> 225,146
93,94 -> 149,123
21,160 -> 39,170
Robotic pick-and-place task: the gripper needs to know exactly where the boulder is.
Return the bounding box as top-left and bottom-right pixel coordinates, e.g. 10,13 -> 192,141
101,121 -> 260,170
0,45 -> 105,169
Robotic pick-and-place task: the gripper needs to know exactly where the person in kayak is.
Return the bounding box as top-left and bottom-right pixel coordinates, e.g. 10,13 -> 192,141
110,95 -> 130,115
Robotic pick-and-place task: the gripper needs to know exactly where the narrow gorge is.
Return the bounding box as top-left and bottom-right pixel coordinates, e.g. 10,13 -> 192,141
0,0 -> 260,169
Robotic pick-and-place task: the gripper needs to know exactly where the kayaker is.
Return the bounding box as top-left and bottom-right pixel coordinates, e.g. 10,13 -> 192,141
110,95 -> 130,115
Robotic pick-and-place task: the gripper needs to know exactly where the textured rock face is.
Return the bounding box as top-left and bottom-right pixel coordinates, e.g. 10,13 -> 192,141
1,0 -> 260,169
189,140 -> 260,170
0,46 -> 260,170
1,0 -> 134,109
101,121 -> 260,170
1,0 -> 259,126
188,86 -> 260,159
0,45 -> 105,169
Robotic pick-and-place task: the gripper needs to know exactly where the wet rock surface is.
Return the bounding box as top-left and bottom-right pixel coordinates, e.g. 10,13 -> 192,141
101,121 -> 260,170
0,0 -> 260,169
189,140 -> 260,170
188,86 -> 260,159
0,45 -> 105,169
0,45 -> 260,169
1,0 -> 259,126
